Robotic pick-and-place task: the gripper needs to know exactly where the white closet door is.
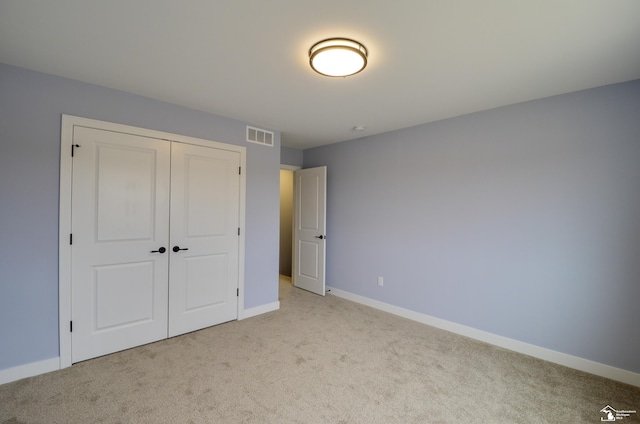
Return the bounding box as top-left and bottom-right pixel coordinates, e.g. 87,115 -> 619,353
71,127 -> 171,363
168,142 -> 240,337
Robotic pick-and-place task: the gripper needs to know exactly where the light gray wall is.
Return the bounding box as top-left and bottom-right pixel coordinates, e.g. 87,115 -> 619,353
0,64 -> 280,371
304,80 -> 640,373
280,146 -> 303,167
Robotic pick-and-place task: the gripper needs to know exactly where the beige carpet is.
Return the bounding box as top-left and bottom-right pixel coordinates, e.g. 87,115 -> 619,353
1,276 -> 639,424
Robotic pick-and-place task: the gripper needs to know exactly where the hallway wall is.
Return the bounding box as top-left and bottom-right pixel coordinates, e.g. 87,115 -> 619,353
279,169 -> 294,276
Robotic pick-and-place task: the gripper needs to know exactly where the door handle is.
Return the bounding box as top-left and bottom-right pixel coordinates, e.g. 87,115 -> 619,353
315,235 -> 325,240
173,246 -> 189,253
150,247 -> 166,254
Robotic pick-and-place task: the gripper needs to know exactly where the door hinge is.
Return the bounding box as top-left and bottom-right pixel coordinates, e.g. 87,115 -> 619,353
70,321 -> 73,332
71,144 -> 80,157
239,166 -> 241,175
238,228 -> 240,236
70,234 -> 73,245
237,288 -> 239,297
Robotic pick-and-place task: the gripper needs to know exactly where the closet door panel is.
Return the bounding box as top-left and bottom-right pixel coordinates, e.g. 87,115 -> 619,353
70,127 -> 170,363
168,142 -> 240,337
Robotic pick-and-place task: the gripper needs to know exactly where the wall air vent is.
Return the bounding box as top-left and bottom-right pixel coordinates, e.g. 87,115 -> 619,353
246,126 -> 274,147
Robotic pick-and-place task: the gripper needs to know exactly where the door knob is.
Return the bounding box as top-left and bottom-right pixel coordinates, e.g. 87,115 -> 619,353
150,247 -> 166,254
173,246 -> 189,253
315,235 -> 325,240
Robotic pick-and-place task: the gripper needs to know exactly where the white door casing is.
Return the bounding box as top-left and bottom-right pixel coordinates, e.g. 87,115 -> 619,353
168,142 -> 240,337
59,115 -> 246,368
293,166 -> 327,296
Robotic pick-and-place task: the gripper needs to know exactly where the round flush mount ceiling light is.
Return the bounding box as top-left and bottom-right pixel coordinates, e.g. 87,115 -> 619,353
309,38 -> 368,77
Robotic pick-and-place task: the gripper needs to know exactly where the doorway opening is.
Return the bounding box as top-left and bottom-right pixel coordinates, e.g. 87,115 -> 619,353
279,166 -> 299,278
279,164 -> 326,296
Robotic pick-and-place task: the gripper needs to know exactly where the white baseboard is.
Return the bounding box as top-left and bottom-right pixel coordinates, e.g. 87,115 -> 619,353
0,357 -> 60,385
327,286 -> 640,388
239,300 -> 280,320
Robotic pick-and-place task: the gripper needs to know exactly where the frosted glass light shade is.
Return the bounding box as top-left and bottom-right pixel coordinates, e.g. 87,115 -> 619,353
309,38 -> 368,77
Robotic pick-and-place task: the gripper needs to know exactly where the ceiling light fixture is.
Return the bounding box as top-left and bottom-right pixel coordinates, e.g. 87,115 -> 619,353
309,38 -> 368,77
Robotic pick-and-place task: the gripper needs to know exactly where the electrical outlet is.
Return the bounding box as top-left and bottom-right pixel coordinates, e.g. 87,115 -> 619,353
377,276 -> 383,287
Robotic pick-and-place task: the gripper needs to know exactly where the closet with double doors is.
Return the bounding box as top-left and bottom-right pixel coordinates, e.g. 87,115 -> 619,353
63,117 -> 244,364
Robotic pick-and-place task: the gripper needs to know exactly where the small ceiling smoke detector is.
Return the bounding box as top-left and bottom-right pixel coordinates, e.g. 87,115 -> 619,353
352,125 -> 366,132
309,38 -> 368,77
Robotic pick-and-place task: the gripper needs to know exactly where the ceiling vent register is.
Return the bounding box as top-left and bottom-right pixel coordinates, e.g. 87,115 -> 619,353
246,126 -> 274,147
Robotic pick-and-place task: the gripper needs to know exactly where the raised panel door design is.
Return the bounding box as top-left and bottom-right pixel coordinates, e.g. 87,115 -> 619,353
298,241 -> 319,279
71,127 -> 170,363
95,145 -> 157,241
185,156 -> 228,237
184,254 -> 228,311
293,167 -> 327,296
93,262 -> 155,330
299,174 -> 320,230
168,142 -> 240,337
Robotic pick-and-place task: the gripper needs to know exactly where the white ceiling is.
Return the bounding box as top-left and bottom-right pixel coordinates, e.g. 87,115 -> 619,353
1,1 -> 639,149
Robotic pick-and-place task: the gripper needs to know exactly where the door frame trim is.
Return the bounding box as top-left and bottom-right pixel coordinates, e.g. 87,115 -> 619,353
59,115 -> 247,369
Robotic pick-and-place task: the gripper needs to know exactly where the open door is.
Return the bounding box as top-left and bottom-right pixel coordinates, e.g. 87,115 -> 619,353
293,166 -> 327,296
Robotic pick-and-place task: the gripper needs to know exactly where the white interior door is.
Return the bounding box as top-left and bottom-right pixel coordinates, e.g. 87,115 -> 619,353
293,166 -> 327,295
71,127 -> 171,363
168,142 -> 240,337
